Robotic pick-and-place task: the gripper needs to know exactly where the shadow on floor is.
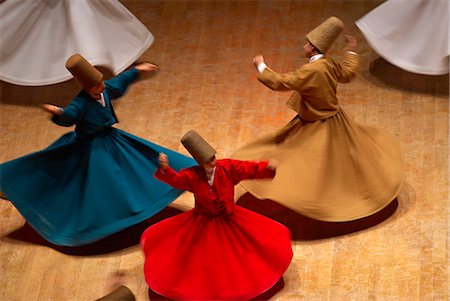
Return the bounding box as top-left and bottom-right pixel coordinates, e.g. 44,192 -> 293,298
6,206 -> 183,256
237,193 -> 398,240
147,277 -> 285,301
362,57 -> 448,96
0,62 -> 156,108
0,66 -> 115,107
6,193 -> 398,252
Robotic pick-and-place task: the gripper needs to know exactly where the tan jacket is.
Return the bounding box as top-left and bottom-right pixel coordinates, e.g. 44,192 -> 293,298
258,52 -> 359,121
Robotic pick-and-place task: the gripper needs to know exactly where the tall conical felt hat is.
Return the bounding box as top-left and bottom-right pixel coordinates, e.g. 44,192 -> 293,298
65,53 -> 103,89
306,16 -> 344,53
181,130 -> 217,165
94,285 -> 135,301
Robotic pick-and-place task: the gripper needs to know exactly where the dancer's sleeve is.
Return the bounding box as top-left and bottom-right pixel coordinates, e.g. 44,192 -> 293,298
225,159 -> 276,184
106,68 -> 140,99
51,98 -> 83,126
257,66 -> 315,92
154,166 -> 195,192
335,52 -> 359,83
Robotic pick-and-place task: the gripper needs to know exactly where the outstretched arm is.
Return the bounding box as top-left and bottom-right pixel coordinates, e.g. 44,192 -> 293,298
253,55 -> 267,73
252,55 -> 310,91
41,99 -> 82,127
135,62 -> 159,72
227,159 -> 277,184
41,104 -> 63,116
336,35 -> 359,83
107,62 -> 159,99
154,153 -> 194,192
345,35 -> 357,52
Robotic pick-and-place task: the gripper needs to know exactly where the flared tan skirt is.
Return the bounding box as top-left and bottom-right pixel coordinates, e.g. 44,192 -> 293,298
232,109 -> 405,222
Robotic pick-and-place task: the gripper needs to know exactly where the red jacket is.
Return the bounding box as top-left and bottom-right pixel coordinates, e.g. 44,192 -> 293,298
154,159 -> 275,215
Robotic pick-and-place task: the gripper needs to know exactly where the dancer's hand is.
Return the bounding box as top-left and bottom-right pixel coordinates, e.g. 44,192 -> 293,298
253,55 -> 265,70
345,35 -> 357,52
267,159 -> 278,171
41,104 -> 63,116
158,153 -> 169,170
135,62 -> 159,72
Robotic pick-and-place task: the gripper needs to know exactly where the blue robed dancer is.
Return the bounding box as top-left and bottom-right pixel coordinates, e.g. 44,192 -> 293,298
0,54 -> 195,246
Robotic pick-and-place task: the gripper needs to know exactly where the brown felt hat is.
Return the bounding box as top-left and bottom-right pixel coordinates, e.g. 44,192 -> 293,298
306,16 -> 344,53
65,53 -> 103,89
94,285 -> 135,301
181,130 -> 216,165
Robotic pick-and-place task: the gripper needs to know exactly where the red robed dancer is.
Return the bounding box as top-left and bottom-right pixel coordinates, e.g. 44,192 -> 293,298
141,130 -> 293,300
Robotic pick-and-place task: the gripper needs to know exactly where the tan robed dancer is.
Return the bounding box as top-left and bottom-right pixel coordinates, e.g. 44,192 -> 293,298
233,16 -> 404,222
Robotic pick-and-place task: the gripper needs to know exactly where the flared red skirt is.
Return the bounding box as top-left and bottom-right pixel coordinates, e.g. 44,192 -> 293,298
141,206 -> 293,300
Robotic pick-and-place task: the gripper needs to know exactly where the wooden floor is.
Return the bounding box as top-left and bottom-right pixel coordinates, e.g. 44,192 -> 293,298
0,1 -> 448,300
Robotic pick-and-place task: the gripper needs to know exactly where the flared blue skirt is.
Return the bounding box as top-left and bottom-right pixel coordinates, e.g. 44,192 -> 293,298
0,128 -> 196,246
